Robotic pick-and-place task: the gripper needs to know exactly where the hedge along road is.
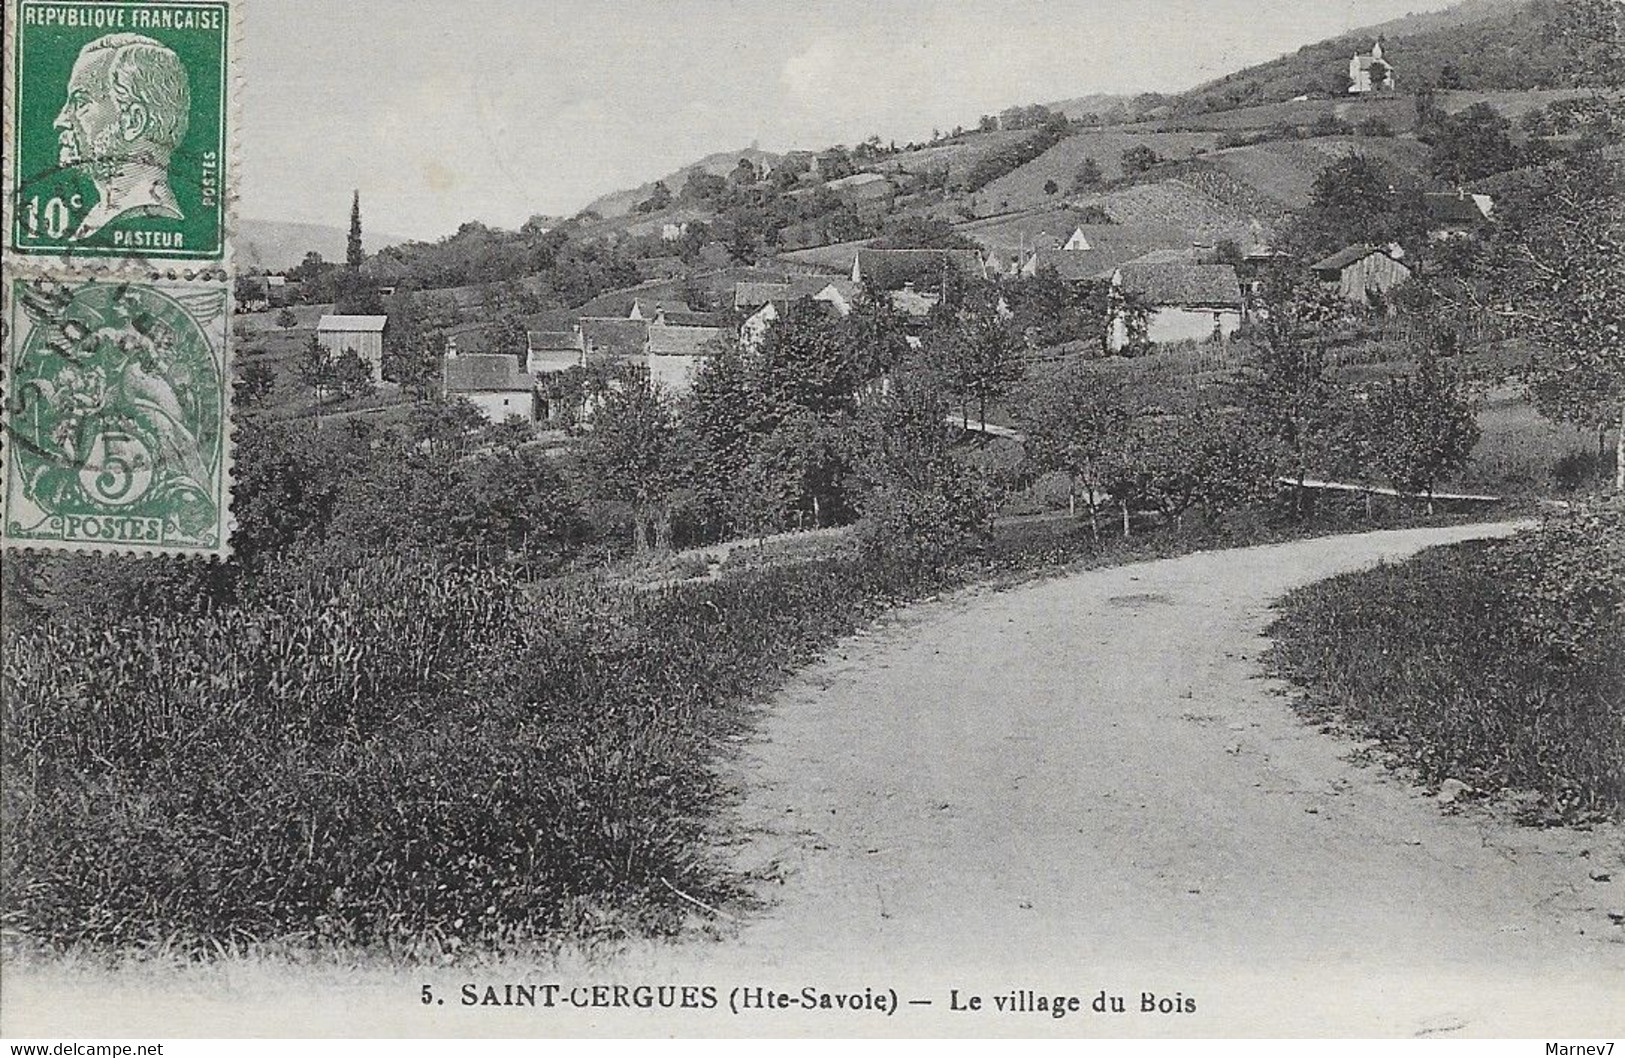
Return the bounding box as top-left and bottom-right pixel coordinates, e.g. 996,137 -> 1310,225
672,518 -> 1623,1037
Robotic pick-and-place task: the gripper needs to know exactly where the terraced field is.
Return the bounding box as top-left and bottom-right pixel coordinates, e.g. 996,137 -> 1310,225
972,129 -> 1225,211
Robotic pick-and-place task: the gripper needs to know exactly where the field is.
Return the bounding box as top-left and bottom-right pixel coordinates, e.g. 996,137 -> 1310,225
1154,95 -> 1420,133
1201,136 -> 1433,208
880,130 -> 1033,182
970,129 -> 1224,212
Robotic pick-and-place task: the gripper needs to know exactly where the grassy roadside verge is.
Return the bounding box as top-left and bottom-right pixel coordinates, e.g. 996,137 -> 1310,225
1267,500 -> 1625,823
1,498 -> 1504,961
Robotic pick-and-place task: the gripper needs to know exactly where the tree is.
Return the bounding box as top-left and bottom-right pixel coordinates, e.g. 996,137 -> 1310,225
1121,145 -> 1162,174
1359,347 -> 1480,513
1286,155 -> 1428,260
1012,362 -> 1131,537
347,189 -> 363,269
233,361 -> 277,408
579,365 -> 681,552
487,313 -> 530,361
851,366 -> 993,572
635,180 -> 673,213
275,307 -> 298,329
1072,157 -> 1103,191
381,289 -> 431,389
1043,179 -> 1060,196
298,336 -> 337,422
934,291 -> 1023,427
1488,151 -> 1625,489
679,170 -> 728,205
1429,103 -> 1517,184
730,157 -> 758,186
1241,272 -> 1360,512
682,342 -> 755,538
333,349 -> 375,401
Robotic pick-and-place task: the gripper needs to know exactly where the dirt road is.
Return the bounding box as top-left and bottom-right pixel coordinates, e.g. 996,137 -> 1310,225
687,520 -> 1623,1035
6,522 -> 1620,1038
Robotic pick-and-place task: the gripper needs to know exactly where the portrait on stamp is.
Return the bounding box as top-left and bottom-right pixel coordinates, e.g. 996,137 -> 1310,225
7,1 -> 228,261
1,276 -> 231,554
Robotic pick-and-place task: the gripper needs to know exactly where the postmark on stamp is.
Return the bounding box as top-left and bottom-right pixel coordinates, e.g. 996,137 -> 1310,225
5,1 -> 230,264
1,274 -> 232,556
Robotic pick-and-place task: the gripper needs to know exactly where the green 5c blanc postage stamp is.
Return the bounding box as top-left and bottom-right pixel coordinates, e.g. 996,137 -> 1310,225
5,1 -> 230,263
2,274 -> 232,555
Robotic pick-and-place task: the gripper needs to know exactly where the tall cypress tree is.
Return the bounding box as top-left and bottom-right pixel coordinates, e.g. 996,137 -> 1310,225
346,189 -> 363,269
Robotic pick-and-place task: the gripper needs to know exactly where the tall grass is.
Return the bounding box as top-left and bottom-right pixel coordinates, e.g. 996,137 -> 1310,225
1268,502 -> 1625,821
0,548 -> 919,953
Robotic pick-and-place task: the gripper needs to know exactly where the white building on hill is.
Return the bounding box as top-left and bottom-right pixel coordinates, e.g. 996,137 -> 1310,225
1349,38 -> 1394,94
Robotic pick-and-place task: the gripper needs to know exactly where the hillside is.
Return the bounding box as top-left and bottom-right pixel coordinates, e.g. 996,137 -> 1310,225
239,218 -> 411,273
1176,0 -> 1584,113
582,147 -> 783,219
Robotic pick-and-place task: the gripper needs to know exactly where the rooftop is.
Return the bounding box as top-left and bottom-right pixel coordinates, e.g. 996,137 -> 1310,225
648,321 -> 723,357
579,317 -> 649,358
854,248 -> 983,291
444,353 -> 533,393
1310,244 -> 1407,272
317,314 -> 387,332
1113,263 -> 1243,309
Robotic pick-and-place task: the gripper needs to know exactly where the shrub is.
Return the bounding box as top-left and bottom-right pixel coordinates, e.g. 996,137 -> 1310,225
1269,501 -> 1625,820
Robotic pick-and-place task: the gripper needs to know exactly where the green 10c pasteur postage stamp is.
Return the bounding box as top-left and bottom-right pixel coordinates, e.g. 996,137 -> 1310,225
2,275 -> 232,556
5,1 -> 230,263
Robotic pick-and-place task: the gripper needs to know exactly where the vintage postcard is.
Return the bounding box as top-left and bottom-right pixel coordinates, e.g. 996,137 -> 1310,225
0,0 -> 1621,1049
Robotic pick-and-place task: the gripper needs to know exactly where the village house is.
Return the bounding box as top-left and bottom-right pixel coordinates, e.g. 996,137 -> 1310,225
1425,190 -> 1494,239
1108,262 -> 1244,352
1349,38 -> 1394,94
316,314 -> 388,375
525,330 -> 582,375
1310,244 -> 1414,304
738,278 -> 859,351
646,309 -> 723,394
579,317 -> 650,360
443,353 -> 536,423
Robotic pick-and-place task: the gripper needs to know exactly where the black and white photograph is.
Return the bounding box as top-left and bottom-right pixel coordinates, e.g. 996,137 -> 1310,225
1,0 -> 1622,1047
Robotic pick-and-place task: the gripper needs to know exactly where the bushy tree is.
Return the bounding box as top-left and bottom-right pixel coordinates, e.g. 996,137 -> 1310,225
333,349 -> 375,401
852,368 -> 993,572
1121,145 -> 1162,174
1359,348 -> 1480,512
1286,155 -> 1428,259
1490,152 -> 1625,489
578,365 -> 681,552
233,361 -> 276,408
1242,273 -> 1360,510
275,307 -> 298,329
1428,103 -> 1518,184
1012,362 -> 1130,536
298,336 -> 337,420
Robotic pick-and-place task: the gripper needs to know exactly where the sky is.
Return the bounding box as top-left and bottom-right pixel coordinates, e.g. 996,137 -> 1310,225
241,0 -> 1461,241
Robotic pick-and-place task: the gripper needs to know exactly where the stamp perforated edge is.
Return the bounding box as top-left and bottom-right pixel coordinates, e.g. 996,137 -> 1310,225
0,0 -> 239,277
0,266 -> 237,560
